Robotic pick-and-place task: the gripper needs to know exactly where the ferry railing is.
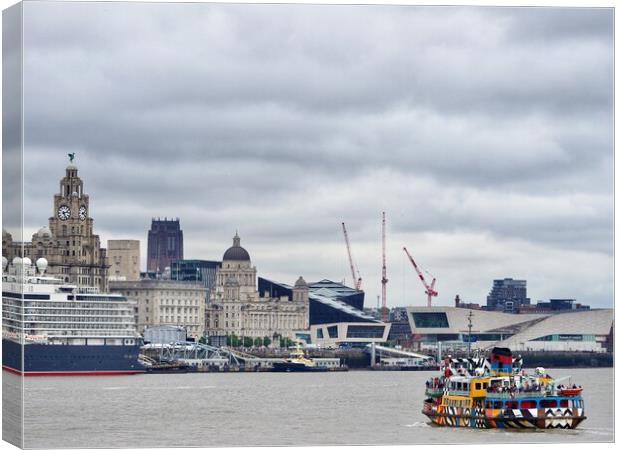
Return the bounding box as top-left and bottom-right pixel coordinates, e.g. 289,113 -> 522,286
424,388 -> 444,397
485,391 -> 547,398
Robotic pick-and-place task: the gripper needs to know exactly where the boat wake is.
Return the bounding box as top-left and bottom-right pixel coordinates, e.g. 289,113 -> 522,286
404,422 -> 431,428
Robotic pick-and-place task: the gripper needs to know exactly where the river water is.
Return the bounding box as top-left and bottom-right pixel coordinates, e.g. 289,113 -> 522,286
4,368 -> 614,448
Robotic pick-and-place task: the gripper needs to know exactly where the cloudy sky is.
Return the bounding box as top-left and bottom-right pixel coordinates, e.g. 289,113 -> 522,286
14,2 -> 614,308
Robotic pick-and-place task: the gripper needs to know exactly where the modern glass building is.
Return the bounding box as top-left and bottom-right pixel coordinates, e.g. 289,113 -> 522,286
170,259 -> 221,290
486,278 -> 530,312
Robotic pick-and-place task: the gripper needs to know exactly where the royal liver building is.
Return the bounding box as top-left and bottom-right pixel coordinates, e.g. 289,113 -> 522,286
205,233 -> 309,339
2,157 -> 109,292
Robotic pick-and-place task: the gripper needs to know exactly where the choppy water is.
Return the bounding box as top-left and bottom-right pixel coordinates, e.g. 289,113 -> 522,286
3,368 -> 613,448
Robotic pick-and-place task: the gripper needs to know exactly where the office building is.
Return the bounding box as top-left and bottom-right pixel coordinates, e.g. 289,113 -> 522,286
107,239 -> 140,281
2,158 -> 109,292
204,233 -> 309,339
109,279 -> 207,338
486,278 -> 530,312
170,259 -> 221,290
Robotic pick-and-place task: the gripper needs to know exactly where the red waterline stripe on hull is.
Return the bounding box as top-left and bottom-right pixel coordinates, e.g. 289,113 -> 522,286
2,366 -> 144,376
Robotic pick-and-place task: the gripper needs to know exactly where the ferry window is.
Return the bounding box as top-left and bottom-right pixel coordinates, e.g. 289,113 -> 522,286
560,400 -> 568,408
482,383 -> 488,389
485,401 -> 493,408
520,400 -> 537,409
506,401 -> 518,409
493,401 -> 503,409
475,383 -> 481,390
540,400 -> 557,408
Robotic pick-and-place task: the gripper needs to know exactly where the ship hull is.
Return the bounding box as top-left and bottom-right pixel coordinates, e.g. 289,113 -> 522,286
2,339 -> 144,376
271,362 -> 328,372
422,408 -> 586,430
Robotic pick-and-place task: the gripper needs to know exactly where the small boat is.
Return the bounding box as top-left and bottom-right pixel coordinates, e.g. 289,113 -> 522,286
421,347 -> 586,430
559,387 -> 583,396
271,345 -> 328,372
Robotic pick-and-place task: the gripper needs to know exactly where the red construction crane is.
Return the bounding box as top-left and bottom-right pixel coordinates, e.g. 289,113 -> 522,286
403,246 -> 438,307
341,222 -> 362,291
381,212 -> 388,321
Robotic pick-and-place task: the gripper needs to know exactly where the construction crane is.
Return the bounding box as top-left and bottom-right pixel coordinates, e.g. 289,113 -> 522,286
403,246 -> 438,307
381,212 -> 388,322
341,222 -> 362,291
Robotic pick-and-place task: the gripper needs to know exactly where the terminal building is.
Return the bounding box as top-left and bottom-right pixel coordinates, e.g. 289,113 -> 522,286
258,278 -> 390,348
405,306 -> 613,353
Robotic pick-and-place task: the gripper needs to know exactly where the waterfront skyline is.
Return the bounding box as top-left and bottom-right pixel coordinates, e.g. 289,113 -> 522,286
16,3 -> 613,307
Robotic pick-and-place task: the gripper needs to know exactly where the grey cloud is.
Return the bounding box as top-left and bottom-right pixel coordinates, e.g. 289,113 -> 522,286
13,2 -> 614,308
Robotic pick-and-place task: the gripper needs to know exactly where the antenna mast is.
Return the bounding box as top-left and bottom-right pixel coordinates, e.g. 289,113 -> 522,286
381,212 -> 388,322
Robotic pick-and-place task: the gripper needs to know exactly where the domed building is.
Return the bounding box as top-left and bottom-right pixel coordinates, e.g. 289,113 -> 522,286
205,232 -> 309,340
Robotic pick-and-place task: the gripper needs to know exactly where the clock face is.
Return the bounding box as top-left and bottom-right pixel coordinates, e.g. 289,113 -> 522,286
79,205 -> 87,221
57,205 -> 71,221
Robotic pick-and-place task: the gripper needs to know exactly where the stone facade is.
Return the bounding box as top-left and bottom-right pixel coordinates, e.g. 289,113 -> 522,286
205,233 -> 309,339
2,161 -> 109,292
108,239 -> 140,281
109,279 -> 207,339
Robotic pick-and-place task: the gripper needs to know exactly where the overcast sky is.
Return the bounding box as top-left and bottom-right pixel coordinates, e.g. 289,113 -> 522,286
14,2 -> 613,308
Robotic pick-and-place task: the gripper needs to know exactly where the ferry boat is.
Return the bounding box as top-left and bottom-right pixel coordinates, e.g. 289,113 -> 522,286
422,347 -> 586,429
2,256 -> 144,376
271,345 -> 328,372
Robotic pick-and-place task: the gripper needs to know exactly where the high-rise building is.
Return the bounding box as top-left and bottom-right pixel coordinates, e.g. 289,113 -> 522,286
107,240 -> 140,281
147,218 -> 183,273
2,157 -> 109,292
486,278 -> 530,312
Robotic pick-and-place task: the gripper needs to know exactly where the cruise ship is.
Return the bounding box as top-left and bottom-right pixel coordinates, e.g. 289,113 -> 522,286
2,256 -> 144,376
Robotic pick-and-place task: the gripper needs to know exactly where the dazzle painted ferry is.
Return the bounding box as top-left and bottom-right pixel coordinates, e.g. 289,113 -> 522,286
422,347 -> 586,429
2,256 -> 144,376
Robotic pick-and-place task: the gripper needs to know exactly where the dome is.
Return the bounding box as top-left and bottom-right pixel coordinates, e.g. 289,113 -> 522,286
294,276 -> 308,288
222,232 -> 250,262
35,226 -> 53,239
22,257 -> 32,266
36,258 -> 48,274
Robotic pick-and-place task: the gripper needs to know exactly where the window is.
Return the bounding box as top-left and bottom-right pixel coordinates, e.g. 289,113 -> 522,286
505,401 -> 518,409
520,400 -> 537,409
412,312 -> 449,328
327,326 -> 338,338
346,325 -> 385,339
316,329 -> 324,339
475,383 -> 481,390
493,401 -> 503,409
540,400 -> 557,408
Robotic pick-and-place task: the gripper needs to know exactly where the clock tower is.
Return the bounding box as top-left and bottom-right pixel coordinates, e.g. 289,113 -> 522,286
47,158 -> 109,292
